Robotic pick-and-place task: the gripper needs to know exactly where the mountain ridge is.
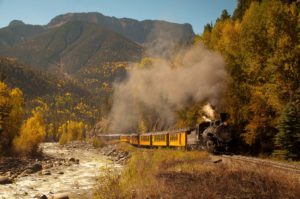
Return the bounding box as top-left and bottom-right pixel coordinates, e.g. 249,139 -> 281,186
46,12 -> 195,45
0,12 -> 195,74
1,21 -> 143,73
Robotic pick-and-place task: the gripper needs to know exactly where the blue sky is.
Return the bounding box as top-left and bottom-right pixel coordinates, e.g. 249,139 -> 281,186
0,0 -> 237,34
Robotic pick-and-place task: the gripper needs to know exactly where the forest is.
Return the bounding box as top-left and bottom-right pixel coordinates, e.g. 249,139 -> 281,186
198,0 -> 299,159
0,0 -> 299,160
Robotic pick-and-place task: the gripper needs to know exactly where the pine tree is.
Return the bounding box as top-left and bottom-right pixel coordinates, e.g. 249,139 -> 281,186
274,102 -> 300,160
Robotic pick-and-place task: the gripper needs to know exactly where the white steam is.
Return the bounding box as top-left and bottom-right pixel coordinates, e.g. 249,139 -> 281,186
109,45 -> 227,133
202,103 -> 216,120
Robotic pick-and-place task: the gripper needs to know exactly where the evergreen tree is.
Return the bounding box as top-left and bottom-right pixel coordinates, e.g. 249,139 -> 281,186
274,102 -> 300,160
232,0 -> 261,20
216,10 -> 231,23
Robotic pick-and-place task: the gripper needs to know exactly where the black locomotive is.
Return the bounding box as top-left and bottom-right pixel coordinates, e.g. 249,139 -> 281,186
196,113 -> 232,153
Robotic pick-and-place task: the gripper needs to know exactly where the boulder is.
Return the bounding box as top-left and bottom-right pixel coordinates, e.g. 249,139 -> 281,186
33,194 -> 48,199
28,163 -> 43,172
40,195 -> 48,199
0,176 -> 12,184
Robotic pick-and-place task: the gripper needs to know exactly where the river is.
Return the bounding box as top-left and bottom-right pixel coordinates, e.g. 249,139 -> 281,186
0,142 -> 121,199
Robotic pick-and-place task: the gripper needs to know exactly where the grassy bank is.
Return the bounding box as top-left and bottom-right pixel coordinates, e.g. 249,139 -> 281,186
95,144 -> 300,199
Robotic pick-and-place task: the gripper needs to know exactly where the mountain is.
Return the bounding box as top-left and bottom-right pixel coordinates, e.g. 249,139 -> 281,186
0,20 -> 45,50
47,12 -> 195,46
1,21 -> 142,73
0,12 -> 195,74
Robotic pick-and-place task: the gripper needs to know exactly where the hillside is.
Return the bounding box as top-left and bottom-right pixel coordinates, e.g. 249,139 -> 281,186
0,57 -> 90,98
1,21 -> 142,73
47,12 -> 195,46
0,20 -> 45,50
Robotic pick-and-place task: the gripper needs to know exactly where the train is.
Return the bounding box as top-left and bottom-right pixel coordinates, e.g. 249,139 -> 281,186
95,113 -> 232,153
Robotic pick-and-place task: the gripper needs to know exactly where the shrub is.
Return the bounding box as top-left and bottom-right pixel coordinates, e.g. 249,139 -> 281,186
58,120 -> 86,145
94,168 -> 122,199
91,137 -> 106,148
13,111 -> 45,155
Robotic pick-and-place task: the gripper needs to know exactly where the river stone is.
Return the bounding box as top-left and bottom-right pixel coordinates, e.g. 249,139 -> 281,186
212,159 -> 222,163
33,194 -> 48,199
24,168 -> 35,174
52,192 -> 69,199
28,163 -> 43,172
42,170 -> 51,175
43,163 -> 53,169
0,176 -> 12,184
19,172 -> 28,178
40,195 -> 48,199
5,171 -> 11,177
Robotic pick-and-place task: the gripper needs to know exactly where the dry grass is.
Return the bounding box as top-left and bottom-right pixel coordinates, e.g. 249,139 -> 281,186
94,144 -> 300,199
90,138 -> 107,148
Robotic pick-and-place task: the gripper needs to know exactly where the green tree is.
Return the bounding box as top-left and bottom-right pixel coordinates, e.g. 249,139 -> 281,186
203,23 -> 213,33
232,0 -> 260,20
217,10 -> 231,22
274,102 -> 300,160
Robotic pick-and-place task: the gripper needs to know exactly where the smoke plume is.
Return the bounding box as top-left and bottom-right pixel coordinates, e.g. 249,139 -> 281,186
109,44 -> 227,133
202,103 -> 216,120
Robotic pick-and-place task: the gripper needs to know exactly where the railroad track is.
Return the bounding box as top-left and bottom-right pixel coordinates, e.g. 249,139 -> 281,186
221,155 -> 300,175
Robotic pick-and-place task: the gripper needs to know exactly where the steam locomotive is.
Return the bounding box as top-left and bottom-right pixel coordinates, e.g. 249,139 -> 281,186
96,113 -> 232,153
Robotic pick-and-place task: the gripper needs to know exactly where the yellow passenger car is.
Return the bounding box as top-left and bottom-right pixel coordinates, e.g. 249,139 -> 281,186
139,134 -> 152,146
169,131 -> 187,147
152,132 -> 168,146
120,135 -> 130,142
130,134 -> 139,145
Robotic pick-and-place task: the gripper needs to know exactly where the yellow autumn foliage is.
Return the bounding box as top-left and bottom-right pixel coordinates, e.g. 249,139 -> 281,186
58,120 -> 86,145
13,111 -> 45,155
0,81 -> 24,155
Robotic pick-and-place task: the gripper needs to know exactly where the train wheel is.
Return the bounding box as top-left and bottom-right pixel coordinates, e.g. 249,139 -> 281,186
206,140 -> 216,153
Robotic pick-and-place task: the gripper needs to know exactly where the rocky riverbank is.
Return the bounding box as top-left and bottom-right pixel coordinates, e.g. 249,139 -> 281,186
0,154 -> 79,183
0,142 -> 122,199
100,144 -> 131,165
